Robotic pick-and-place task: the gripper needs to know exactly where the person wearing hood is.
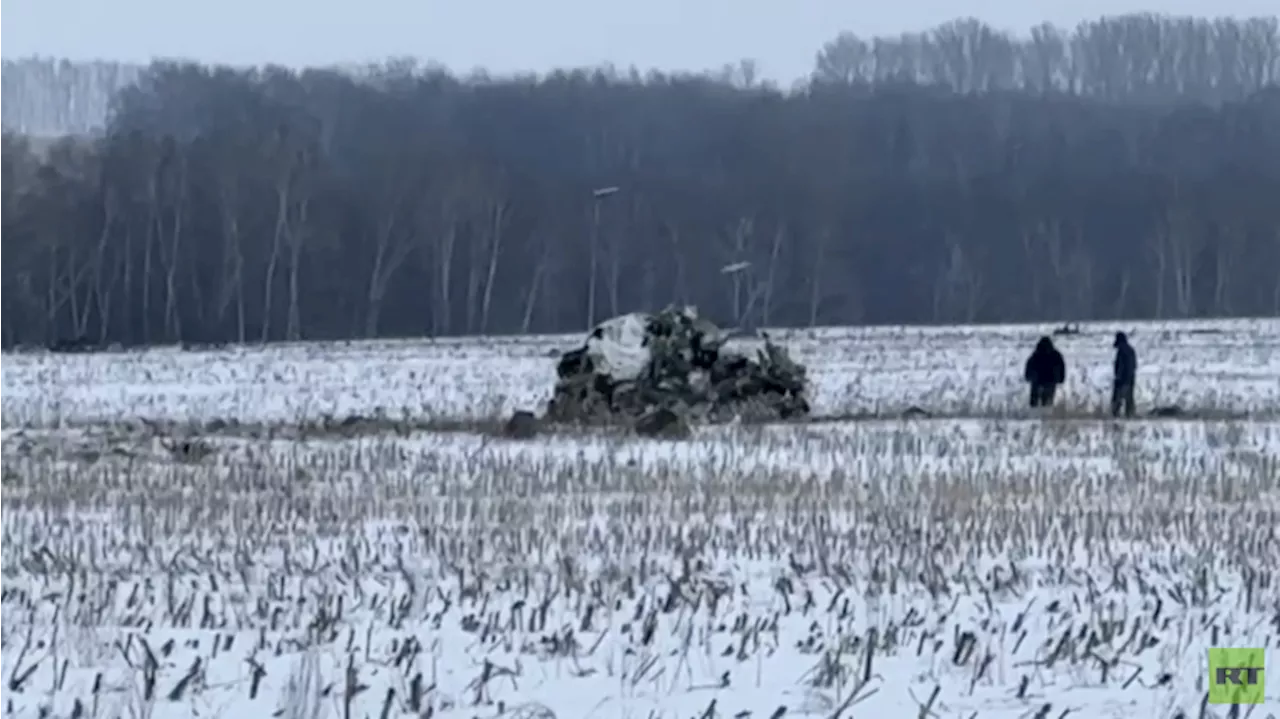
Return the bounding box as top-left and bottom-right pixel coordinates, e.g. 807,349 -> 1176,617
1024,336 -> 1066,408
1111,332 -> 1137,417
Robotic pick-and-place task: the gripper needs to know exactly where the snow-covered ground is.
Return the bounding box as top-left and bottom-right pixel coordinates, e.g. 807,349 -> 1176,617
2,319 -> 1279,718
3,318 -> 1279,426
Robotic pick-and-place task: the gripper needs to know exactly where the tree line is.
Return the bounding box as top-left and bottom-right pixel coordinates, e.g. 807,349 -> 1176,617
813,14 -> 1280,100
2,13 -> 1279,348
2,58 -> 143,137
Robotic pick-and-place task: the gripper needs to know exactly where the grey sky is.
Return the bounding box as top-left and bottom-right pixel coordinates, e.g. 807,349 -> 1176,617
3,0 -> 1277,82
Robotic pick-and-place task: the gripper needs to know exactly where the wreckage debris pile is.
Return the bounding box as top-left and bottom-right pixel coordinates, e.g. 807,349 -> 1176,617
544,306 -> 810,427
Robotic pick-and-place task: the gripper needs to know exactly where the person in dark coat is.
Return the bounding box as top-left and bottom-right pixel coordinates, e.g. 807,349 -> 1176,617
1111,331 -> 1137,417
1024,336 -> 1066,408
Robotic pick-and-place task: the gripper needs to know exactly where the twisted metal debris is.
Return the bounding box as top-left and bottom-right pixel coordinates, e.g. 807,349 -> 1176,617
545,306 -> 810,430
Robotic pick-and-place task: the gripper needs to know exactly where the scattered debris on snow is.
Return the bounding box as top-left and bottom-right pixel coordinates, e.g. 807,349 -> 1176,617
544,306 -> 810,430
901,406 -> 931,419
633,406 -> 692,439
161,436 -> 216,463
503,410 -> 539,439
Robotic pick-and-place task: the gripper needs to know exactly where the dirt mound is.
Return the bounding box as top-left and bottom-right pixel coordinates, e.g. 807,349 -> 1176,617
544,306 -> 810,427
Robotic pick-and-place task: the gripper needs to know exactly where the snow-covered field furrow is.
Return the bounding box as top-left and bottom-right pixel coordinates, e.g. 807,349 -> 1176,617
2,318 -> 1279,718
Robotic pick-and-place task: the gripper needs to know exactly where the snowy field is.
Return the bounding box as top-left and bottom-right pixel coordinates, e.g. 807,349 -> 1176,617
2,319 -> 1279,718
3,318 -> 1279,427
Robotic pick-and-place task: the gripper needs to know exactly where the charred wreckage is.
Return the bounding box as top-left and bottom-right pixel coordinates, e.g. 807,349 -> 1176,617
527,306 -> 810,437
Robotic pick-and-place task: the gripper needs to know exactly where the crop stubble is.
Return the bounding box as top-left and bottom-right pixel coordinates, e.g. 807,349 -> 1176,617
2,320 -> 1278,718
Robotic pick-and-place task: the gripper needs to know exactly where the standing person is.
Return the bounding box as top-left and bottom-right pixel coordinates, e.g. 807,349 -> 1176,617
1024,336 -> 1066,408
1111,332 -> 1137,417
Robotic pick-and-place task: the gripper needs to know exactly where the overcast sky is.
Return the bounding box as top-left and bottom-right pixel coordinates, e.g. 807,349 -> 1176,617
3,0 -> 1277,82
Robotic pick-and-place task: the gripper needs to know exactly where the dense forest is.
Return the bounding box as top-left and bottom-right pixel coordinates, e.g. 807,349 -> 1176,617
2,14 -> 1279,348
